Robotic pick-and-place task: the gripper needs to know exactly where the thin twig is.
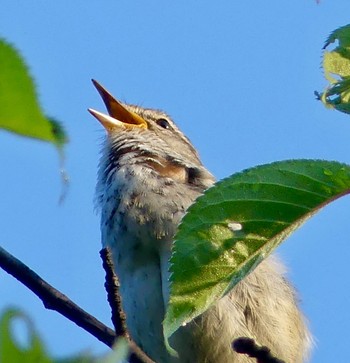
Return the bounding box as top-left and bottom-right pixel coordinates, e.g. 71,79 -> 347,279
100,248 -> 128,338
233,337 -> 285,363
0,245 -> 116,347
100,247 -> 155,363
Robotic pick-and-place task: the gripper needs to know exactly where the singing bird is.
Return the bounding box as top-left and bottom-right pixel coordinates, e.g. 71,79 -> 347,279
89,80 -> 312,363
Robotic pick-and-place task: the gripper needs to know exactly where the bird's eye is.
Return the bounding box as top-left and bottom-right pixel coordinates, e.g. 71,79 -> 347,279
156,118 -> 170,129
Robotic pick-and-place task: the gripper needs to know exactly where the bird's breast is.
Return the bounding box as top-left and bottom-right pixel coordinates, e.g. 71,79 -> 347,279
101,162 -> 201,244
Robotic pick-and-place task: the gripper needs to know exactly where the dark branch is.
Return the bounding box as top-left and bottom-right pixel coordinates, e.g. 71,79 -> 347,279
233,337 -> 286,363
0,245 -> 117,347
100,247 -> 155,363
100,248 -> 129,338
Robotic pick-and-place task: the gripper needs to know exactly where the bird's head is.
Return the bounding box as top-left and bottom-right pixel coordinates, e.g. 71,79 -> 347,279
89,80 -> 214,189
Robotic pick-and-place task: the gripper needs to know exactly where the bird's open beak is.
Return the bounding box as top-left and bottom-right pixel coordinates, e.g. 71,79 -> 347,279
88,79 -> 148,132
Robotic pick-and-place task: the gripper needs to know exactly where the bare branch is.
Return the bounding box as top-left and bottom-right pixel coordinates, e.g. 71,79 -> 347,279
0,244 -> 154,362
0,245 -> 116,347
100,248 -> 129,338
100,247 -> 155,363
233,337 -> 285,363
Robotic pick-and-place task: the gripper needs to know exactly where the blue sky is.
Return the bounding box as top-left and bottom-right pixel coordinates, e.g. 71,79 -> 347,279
1,1 -> 350,362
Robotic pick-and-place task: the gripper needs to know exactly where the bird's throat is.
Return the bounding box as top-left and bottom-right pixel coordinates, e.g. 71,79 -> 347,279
146,158 -> 188,183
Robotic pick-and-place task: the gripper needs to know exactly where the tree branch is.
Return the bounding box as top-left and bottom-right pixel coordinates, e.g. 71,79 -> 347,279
100,248 -> 129,338
100,247 -> 155,363
0,245 -> 154,363
0,245 -> 116,347
233,337 -> 285,363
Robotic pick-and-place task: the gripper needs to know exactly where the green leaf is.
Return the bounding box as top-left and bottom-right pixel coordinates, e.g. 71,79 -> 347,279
99,339 -> 129,363
0,308 -> 52,363
317,24 -> 350,114
0,308 -> 96,363
324,24 -> 350,50
0,38 -> 67,146
164,159 -> 350,348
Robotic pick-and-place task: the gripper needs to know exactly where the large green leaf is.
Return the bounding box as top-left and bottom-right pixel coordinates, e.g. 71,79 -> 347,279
317,24 -> 350,114
0,38 -> 67,145
164,159 -> 350,348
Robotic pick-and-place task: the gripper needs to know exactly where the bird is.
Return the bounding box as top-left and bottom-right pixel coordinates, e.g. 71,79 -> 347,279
89,80 -> 312,363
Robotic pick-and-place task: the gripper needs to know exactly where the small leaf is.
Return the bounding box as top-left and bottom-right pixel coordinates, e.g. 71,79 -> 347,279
100,338 -> 129,363
0,38 -> 67,146
164,159 -> 350,348
317,24 -> 350,114
0,308 -> 97,363
0,308 -> 52,363
324,24 -> 350,50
